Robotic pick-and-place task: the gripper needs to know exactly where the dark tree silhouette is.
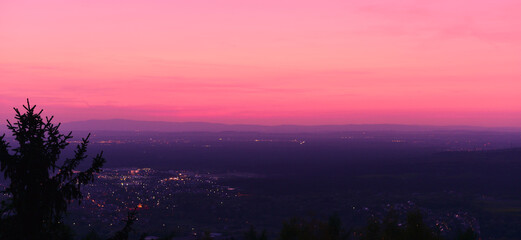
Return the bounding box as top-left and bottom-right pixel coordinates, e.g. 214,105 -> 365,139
381,207 -> 403,240
0,100 -> 105,240
245,225 -> 267,240
404,210 -> 436,240
278,215 -> 350,240
82,230 -> 104,240
360,216 -> 381,240
201,231 -> 215,240
108,209 -> 138,240
359,209 -> 469,240
456,228 -> 478,240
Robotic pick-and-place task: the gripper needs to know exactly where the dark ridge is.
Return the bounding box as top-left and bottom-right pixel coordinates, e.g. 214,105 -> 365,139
61,119 -> 521,133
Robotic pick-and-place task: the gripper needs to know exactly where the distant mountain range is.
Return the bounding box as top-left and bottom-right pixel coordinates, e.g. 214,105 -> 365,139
59,119 -> 521,133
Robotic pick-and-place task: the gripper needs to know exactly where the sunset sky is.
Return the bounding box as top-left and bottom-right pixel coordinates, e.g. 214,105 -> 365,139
1,0 -> 520,126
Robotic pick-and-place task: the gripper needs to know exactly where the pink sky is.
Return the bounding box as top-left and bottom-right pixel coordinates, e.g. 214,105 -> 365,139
1,0 -> 520,126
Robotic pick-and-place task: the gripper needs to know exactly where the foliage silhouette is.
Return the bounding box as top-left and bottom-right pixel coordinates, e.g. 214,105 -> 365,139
456,228 -> 478,240
403,210 -> 438,240
245,225 -> 268,240
358,209 -> 479,240
278,214 -> 350,240
360,216 -> 381,240
0,100 -> 105,240
82,230 -> 104,240
108,209 -> 138,240
381,207 -> 403,240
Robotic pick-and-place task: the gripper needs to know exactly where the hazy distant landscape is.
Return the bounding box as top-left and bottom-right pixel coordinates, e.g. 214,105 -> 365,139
2,118 -> 521,239
13,123 -> 515,239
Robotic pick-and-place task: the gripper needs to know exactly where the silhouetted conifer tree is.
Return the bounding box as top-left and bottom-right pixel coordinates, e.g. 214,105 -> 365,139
0,100 -> 105,240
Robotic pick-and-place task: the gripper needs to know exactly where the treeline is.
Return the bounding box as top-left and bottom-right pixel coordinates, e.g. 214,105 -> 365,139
242,209 -> 477,240
80,209 -> 478,240
214,209 -> 477,240
80,208 -> 479,240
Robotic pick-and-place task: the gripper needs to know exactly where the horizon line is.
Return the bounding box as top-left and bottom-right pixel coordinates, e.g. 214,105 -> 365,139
61,118 -> 521,131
